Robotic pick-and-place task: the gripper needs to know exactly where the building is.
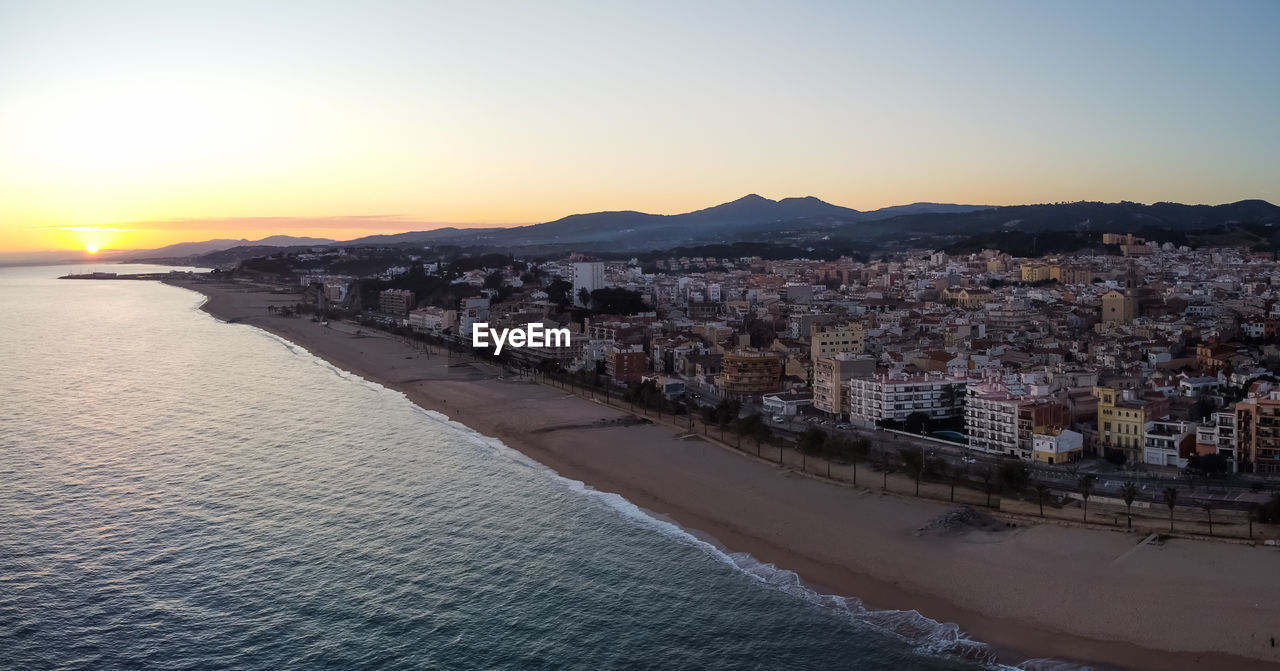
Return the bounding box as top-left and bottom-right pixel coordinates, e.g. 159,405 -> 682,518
458,296 -> 491,336
715,350 -> 783,397
408,306 -> 455,331
966,378 -> 1067,460
847,371 -> 967,426
809,323 -> 864,361
572,262 -> 605,307
1102,233 -> 1145,246
1020,264 -> 1051,282
379,289 -> 415,315
1195,410 -> 1239,471
605,344 -> 648,383
1100,289 -> 1136,324
1143,419 -> 1197,468
1032,429 -> 1084,464
640,375 -> 686,398
1096,387 -> 1169,464
1236,392 -> 1280,474
1051,265 -> 1092,285
763,392 -> 812,417
812,354 -> 876,419
942,287 -> 992,309
966,387 -> 1022,458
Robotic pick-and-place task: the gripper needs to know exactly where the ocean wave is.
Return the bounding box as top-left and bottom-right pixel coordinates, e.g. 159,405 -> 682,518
235,326 -> 1091,671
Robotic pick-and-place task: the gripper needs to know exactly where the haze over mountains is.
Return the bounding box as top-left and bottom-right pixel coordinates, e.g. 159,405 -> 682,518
11,195 -> 1279,266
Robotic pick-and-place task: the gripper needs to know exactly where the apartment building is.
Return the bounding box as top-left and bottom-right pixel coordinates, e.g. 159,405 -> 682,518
605,344 -> 647,384
1236,392 -> 1280,474
379,288 -> 415,315
1096,386 -> 1169,464
1032,429 -> 1084,464
809,322 -> 864,361
847,371 -> 967,425
572,261 -> 605,307
1144,419 -> 1197,468
812,354 -> 876,419
1194,410 -> 1238,471
715,350 -> 783,397
966,379 -> 1067,460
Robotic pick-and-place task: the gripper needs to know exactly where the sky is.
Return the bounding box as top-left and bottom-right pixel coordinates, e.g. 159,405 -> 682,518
2,0 -> 1278,253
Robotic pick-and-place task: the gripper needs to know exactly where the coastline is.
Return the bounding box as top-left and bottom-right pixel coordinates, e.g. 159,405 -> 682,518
170,279 -> 1280,671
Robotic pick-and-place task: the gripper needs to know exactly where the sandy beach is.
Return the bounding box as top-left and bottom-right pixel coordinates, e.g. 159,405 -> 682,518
169,279 -> 1280,671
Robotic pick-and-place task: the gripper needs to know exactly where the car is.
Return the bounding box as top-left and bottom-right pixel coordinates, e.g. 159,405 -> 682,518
836,423 -> 851,430
772,416 -> 786,423
961,456 -> 977,464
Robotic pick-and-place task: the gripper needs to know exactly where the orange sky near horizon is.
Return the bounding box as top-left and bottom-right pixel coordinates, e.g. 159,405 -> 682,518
3,2 -> 1277,254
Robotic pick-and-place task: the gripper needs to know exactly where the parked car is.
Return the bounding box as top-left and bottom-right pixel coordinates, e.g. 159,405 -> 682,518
835,423 -> 851,430
772,416 -> 786,423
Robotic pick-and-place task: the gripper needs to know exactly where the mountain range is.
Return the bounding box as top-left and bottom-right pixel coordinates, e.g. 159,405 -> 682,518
331,195 -> 985,248
109,195 -> 1280,262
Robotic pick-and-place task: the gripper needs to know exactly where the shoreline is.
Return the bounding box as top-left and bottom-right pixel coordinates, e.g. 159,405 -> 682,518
169,279 -> 1280,671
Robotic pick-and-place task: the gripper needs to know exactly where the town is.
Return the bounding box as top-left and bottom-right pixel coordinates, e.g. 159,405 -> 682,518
213,233 -> 1280,530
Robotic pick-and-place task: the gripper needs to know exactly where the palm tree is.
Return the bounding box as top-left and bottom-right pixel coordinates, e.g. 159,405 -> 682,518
1201,501 -> 1215,536
1077,474 -> 1097,522
1163,487 -> 1179,533
1034,483 -> 1051,517
1120,481 -> 1138,530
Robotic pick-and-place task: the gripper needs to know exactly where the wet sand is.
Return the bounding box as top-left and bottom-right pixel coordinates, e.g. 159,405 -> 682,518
168,279 -> 1280,671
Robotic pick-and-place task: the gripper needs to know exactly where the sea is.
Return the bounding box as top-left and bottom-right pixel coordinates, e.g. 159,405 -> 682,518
0,264 -> 1061,670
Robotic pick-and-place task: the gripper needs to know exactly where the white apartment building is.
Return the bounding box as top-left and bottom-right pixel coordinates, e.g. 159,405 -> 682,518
408,307 -> 454,331
1194,410 -> 1237,471
458,297 -> 491,336
965,377 -> 1069,461
1145,419 -> 1196,468
572,262 -> 605,307
966,388 -> 1023,458
846,371 -> 967,426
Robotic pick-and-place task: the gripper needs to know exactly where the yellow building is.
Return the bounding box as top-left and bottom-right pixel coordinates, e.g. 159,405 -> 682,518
1051,265 -> 1092,284
1102,233 -> 1145,246
1101,289 -> 1136,324
1020,264 -> 1051,282
943,287 -> 992,308
1096,387 -> 1161,463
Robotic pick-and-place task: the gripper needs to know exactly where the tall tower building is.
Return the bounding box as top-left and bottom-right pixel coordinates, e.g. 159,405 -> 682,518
572,261 -> 605,307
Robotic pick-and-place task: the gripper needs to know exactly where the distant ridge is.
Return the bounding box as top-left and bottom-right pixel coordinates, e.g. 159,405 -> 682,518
85,195 -> 1280,263
129,235 -> 336,259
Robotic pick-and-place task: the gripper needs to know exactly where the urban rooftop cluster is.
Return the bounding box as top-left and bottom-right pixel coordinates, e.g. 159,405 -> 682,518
245,233 -> 1280,479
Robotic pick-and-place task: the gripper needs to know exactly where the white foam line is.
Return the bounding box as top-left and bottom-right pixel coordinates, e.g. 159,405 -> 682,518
405,403 -> 1050,670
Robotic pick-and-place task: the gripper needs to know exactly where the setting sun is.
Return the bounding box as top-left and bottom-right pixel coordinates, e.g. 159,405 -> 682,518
85,243 -> 99,254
